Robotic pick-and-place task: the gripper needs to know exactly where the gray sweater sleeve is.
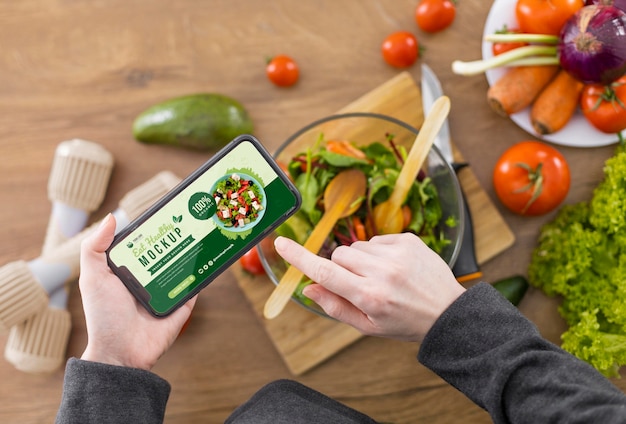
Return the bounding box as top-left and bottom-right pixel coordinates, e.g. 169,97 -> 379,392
418,282 -> 626,423
55,357 -> 170,424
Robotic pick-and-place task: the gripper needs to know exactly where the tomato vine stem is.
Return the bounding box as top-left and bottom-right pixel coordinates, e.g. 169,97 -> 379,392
514,162 -> 544,214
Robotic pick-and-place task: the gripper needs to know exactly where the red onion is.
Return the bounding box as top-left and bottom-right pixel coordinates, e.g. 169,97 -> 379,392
558,5 -> 626,84
585,0 -> 626,13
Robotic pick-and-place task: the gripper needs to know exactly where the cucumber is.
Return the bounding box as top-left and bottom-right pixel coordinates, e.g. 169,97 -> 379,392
132,93 -> 254,150
492,275 -> 529,306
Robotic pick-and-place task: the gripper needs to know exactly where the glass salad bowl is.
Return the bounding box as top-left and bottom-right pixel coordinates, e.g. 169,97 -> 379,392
258,112 -> 464,318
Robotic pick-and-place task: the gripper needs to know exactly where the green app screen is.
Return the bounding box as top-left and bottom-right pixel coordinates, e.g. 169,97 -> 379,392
108,140 -> 298,315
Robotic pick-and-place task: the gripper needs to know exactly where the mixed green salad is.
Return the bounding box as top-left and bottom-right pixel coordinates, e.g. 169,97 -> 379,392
275,134 -> 457,303
213,173 -> 264,228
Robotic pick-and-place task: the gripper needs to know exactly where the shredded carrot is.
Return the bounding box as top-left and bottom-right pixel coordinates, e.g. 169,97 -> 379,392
402,205 -> 412,229
352,216 -> 368,241
487,65 -> 559,117
326,140 -> 367,159
530,69 -> 584,135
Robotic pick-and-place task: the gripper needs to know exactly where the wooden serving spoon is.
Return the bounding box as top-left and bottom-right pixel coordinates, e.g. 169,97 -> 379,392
264,168 -> 367,319
373,95 -> 451,235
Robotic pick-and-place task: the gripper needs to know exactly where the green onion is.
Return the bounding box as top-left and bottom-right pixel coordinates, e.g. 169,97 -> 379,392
483,33 -> 559,44
452,45 -> 558,76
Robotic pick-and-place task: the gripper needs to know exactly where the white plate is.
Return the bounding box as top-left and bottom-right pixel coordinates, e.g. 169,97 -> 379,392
481,0 -> 619,148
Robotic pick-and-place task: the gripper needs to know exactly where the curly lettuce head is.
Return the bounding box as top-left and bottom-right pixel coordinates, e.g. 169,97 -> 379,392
528,143 -> 626,377
529,203 -> 601,298
561,309 -> 626,378
590,147 -> 626,234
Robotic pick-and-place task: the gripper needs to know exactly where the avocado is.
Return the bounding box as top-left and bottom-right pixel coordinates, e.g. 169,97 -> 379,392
132,93 -> 254,150
492,275 -> 529,306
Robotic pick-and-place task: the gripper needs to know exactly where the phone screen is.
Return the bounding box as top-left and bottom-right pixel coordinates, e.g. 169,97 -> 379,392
106,136 -> 301,317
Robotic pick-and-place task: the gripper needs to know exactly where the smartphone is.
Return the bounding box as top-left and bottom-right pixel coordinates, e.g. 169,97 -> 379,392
106,135 -> 301,317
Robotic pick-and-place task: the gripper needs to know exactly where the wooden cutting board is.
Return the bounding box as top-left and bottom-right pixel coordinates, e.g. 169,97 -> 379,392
234,71 -> 515,375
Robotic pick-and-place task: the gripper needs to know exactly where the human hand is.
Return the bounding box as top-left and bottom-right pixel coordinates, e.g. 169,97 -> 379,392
274,233 -> 465,342
79,214 -> 196,370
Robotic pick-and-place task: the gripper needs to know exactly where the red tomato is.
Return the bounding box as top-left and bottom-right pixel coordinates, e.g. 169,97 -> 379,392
515,0 -> 584,35
239,247 -> 266,275
381,31 -> 419,68
266,55 -> 299,87
491,26 -> 529,56
415,0 -> 456,33
493,141 -> 571,216
580,76 -> 626,134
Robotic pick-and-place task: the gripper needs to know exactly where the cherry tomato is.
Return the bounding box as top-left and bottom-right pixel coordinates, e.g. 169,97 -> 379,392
493,141 -> 571,216
266,55 -> 299,87
415,0 -> 456,33
491,26 -> 529,56
381,31 -> 419,68
239,247 -> 266,275
580,76 -> 626,134
516,0 -> 584,35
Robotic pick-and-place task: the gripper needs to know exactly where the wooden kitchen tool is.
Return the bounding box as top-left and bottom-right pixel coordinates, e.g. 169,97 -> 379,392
373,95 -> 450,234
235,71 -> 515,375
264,169 -> 367,319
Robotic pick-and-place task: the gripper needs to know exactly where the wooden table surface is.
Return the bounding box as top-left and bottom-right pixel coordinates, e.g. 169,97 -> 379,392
0,1 -> 624,423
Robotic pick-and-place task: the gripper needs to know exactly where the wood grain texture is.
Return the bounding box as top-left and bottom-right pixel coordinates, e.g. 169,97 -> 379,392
0,1 -> 624,423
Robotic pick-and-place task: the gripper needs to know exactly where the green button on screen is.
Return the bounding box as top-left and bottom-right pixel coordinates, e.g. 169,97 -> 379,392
168,275 -> 196,299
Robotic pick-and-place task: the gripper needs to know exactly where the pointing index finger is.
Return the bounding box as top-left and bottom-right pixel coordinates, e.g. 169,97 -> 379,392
273,236 -> 360,297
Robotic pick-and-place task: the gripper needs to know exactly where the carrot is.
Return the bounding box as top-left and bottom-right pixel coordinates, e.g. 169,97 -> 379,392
352,216 -> 367,241
401,204 -> 412,229
326,139 -> 367,159
530,69 -> 584,135
487,65 -> 559,117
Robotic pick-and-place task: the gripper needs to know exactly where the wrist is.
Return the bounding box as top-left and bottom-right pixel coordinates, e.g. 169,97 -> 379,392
81,345 -> 129,369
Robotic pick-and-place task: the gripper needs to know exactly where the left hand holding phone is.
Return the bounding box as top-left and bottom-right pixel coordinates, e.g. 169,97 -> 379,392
80,213 -> 196,371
